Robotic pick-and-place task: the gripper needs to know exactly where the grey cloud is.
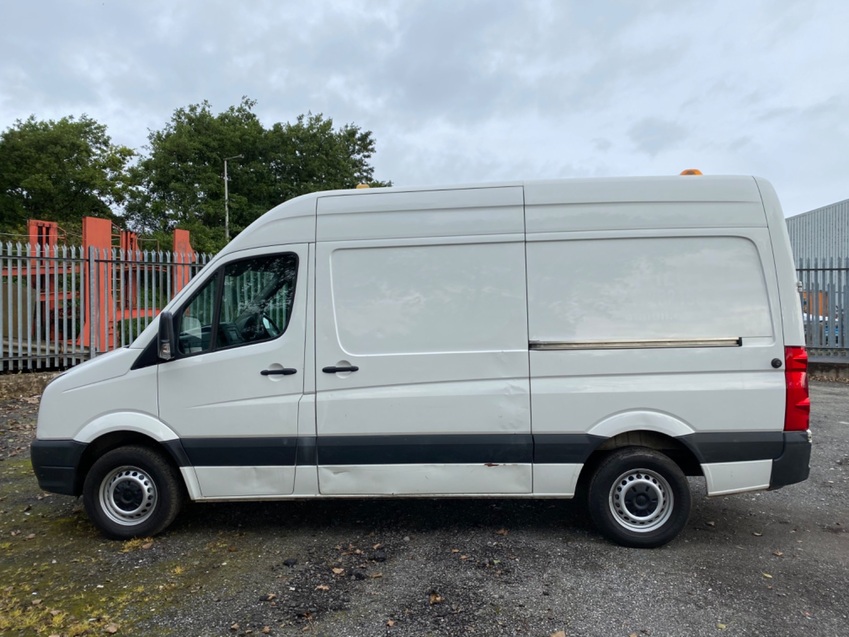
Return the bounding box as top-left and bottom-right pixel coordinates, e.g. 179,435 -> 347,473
1,0 -> 847,215
758,106 -> 799,122
727,136 -> 753,152
628,117 -> 688,156
593,138 -> 612,152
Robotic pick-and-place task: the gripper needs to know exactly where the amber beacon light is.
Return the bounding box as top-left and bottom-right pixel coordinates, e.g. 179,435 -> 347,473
680,168 -> 703,175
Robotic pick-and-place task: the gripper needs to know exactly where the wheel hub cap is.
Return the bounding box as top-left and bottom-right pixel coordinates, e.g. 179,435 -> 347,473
609,469 -> 674,533
99,466 -> 158,526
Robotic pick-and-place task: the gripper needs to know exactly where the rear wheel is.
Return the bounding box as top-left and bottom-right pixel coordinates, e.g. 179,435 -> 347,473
83,445 -> 185,539
588,447 -> 691,548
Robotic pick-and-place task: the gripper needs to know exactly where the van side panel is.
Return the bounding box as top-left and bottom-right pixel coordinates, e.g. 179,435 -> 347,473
315,239 -> 531,494
524,180 -> 787,496
314,188 -> 532,495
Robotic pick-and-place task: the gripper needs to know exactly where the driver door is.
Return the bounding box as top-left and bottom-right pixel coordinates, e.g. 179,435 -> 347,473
158,246 -> 307,498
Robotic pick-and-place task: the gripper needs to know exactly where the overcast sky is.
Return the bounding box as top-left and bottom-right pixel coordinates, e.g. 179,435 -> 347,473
1,0 -> 847,217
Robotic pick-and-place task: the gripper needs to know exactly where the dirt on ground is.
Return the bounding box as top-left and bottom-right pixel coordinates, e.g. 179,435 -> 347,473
0,395 -> 39,460
1,383 -> 848,637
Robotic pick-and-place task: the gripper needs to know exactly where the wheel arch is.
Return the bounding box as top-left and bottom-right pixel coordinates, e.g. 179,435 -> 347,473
576,429 -> 703,497
72,415 -> 188,496
74,411 -> 180,445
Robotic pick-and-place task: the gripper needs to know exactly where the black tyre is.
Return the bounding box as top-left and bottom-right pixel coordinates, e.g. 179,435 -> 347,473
588,447 -> 691,548
83,445 -> 185,539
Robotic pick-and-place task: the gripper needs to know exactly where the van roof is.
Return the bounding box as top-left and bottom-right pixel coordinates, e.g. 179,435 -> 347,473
224,175 -> 766,252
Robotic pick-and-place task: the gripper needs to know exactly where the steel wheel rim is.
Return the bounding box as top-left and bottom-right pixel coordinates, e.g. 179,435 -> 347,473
99,465 -> 158,526
608,468 -> 674,533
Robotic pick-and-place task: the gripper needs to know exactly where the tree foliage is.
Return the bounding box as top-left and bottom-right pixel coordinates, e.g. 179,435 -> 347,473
126,98 -> 389,253
0,99 -> 389,253
0,115 -> 134,233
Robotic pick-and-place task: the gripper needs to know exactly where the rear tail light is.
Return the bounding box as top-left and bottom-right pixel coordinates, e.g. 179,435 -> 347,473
784,346 -> 810,431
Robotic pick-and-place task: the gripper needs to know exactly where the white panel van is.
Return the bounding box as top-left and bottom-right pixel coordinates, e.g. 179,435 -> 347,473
31,175 -> 811,547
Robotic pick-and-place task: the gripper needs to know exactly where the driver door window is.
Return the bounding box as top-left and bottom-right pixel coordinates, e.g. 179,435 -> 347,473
177,253 -> 298,356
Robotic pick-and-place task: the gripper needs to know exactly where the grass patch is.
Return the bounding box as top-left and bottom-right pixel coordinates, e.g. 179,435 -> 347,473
0,458 -> 199,635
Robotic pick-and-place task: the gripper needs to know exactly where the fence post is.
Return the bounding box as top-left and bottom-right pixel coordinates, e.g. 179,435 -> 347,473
88,246 -> 98,358
0,242 -> 4,370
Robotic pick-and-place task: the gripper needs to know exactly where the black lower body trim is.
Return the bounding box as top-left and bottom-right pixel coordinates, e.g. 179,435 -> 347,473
180,437 -> 297,467
170,431 -> 799,467
176,434 -> 537,466
55,430 -> 805,475
318,434 -> 533,465
680,432 -> 785,463
30,439 -> 88,496
533,434 -> 606,464
172,434 -> 606,466
770,431 -> 811,489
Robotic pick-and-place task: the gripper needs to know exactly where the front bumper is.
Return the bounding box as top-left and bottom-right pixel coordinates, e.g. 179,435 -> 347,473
30,439 -> 87,496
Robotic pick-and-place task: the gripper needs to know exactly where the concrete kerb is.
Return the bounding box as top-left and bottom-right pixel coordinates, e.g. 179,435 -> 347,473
809,358 -> 849,383
0,358 -> 847,401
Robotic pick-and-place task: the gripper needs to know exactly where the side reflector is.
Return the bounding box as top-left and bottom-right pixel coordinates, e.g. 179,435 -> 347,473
784,346 -> 810,431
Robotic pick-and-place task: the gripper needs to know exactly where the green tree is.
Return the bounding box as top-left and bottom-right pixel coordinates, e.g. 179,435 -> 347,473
126,98 -> 389,253
0,115 -> 134,233
125,98 -> 267,247
265,113 -> 384,202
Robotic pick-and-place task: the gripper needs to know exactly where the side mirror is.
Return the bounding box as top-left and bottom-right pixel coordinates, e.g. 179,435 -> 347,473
158,310 -> 177,360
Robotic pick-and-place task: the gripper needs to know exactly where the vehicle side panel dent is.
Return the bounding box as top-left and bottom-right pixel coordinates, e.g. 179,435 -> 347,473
193,466 -> 296,498
318,463 -> 532,495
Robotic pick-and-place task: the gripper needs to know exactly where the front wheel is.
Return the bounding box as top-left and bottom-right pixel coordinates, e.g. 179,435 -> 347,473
588,448 -> 691,548
83,445 -> 185,539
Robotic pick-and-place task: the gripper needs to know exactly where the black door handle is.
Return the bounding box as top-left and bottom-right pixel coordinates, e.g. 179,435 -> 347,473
322,365 -> 359,373
261,368 -> 298,376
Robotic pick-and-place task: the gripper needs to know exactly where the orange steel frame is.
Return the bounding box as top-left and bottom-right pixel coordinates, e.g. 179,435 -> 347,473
8,218 -> 195,352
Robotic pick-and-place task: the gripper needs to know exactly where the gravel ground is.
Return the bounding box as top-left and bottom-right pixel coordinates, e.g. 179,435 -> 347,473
0,381 -> 847,637
0,394 -> 38,458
